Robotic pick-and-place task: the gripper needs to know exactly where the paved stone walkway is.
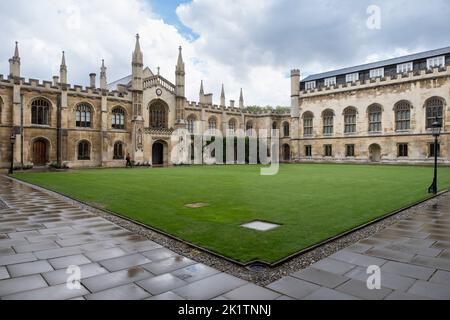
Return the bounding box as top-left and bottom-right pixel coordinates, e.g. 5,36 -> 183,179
1,175 -> 450,300
267,193 -> 450,300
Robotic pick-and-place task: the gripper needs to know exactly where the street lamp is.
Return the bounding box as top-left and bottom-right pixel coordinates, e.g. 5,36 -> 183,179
428,119 -> 442,195
9,132 -> 16,175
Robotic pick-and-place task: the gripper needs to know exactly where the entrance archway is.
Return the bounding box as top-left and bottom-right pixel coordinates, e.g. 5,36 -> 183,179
369,144 -> 381,162
282,144 -> 291,161
152,141 -> 165,166
32,138 -> 49,166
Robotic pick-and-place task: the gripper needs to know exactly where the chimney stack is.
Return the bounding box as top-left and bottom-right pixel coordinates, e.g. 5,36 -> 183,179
89,73 -> 96,88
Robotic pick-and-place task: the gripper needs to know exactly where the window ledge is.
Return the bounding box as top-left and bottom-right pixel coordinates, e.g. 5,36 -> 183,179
30,124 -> 51,128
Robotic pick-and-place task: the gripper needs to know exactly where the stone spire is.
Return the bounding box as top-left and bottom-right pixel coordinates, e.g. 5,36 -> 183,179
199,80 -> 205,103
176,46 -> 185,72
239,88 -> 244,109
100,59 -> 107,90
220,84 -> 226,107
132,34 -> 143,65
9,41 -> 21,78
131,34 -> 144,92
60,51 -> 67,84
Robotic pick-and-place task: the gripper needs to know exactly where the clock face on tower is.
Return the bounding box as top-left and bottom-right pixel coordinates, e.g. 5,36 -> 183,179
156,88 -> 163,97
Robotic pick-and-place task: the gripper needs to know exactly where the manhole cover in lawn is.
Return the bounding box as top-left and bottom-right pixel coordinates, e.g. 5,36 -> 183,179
185,203 -> 210,209
241,221 -> 280,232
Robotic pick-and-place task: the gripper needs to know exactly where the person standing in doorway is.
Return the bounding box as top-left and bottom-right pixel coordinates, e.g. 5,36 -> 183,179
126,153 -> 133,168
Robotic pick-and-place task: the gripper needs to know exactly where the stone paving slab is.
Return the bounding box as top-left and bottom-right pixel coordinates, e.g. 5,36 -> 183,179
2,175 -> 450,300
266,192 -> 450,300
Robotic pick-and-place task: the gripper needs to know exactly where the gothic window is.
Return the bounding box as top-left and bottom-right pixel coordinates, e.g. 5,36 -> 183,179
305,145 -> 312,157
368,104 -> 382,132
76,104 -> 92,128
208,118 -> 217,131
323,110 -> 334,135
395,101 -> 411,131
114,141 -> 124,160
31,99 -> 50,125
78,140 -> 90,160
426,98 -> 444,129
149,101 -> 168,129
228,119 -> 237,133
246,121 -> 253,131
187,115 -> 196,134
398,144 -> 408,157
303,112 -> 314,136
283,122 -> 290,137
112,107 -> 125,130
346,144 -> 355,157
324,144 -> 333,157
344,107 -> 357,134
272,122 -> 278,130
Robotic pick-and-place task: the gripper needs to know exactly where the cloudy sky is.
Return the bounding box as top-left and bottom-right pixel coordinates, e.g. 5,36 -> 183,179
0,0 -> 449,106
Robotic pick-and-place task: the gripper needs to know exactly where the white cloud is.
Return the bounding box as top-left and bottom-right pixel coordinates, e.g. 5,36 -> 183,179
1,0 -> 450,106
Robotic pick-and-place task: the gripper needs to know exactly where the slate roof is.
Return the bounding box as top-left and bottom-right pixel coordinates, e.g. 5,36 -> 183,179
302,46 -> 450,82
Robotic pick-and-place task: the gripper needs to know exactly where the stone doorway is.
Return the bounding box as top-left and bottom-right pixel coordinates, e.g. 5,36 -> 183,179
369,144 -> 381,162
152,141 -> 165,166
32,138 -> 49,166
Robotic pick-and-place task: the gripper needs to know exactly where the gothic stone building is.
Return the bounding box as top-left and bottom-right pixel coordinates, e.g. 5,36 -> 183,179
0,35 -> 292,169
0,36 -> 449,169
290,46 -> 450,164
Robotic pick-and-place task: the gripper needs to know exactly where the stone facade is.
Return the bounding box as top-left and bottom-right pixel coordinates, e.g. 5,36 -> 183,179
290,48 -> 450,164
1,38 -> 449,169
0,37 -> 291,169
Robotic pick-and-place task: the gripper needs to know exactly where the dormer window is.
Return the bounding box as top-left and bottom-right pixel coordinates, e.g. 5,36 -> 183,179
305,81 -> 316,90
346,73 -> 359,83
397,62 -> 413,74
370,68 -> 384,79
324,77 -> 336,87
427,56 -> 445,69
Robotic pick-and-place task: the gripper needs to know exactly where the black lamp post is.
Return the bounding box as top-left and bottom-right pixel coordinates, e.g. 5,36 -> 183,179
428,119 -> 442,195
9,132 -> 16,175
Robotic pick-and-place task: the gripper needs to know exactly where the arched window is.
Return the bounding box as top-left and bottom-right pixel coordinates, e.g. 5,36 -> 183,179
426,98 -> 444,129
149,101 -> 168,129
31,99 -> 50,125
368,104 -> 382,132
78,140 -> 90,160
283,122 -> 290,137
246,121 -> 253,131
228,119 -> 237,133
303,112 -> 314,136
323,110 -> 334,135
272,122 -> 278,130
113,141 -> 124,160
344,107 -> 357,134
187,115 -> 196,134
112,107 -> 125,130
208,117 -> 217,131
76,104 -> 92,128
395,101 -> 411,131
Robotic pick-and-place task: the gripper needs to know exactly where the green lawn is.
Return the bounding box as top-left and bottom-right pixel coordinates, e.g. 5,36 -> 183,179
14,164 -> 450,264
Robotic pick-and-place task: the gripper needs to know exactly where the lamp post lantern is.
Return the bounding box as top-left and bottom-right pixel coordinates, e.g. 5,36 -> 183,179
9,132 -> 16,175
428,119 -> 442,195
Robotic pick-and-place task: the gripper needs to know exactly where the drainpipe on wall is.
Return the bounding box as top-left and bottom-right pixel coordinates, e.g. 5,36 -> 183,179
20,94 -> 24,168
57,94 -> 62,165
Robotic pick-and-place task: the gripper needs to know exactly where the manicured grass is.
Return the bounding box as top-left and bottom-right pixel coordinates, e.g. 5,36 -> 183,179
15,164 -> 450,264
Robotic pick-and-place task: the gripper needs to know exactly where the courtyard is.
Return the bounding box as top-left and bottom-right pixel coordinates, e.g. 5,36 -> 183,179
13,164 -> 450,265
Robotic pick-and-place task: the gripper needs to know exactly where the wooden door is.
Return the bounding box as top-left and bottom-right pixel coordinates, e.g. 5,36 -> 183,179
33,140 -> 47,166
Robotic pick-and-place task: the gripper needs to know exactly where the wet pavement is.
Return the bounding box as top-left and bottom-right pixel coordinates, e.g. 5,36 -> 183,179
1,175 -> 450,300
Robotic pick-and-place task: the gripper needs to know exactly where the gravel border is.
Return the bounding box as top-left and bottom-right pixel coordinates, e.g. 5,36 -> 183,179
6,174 -> 448,286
